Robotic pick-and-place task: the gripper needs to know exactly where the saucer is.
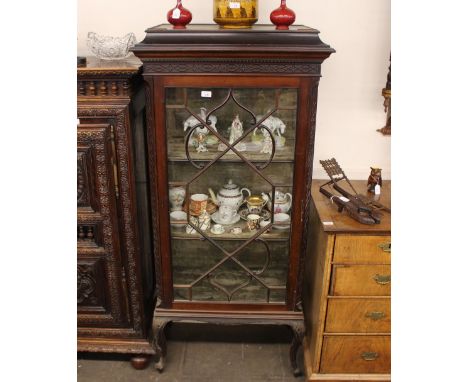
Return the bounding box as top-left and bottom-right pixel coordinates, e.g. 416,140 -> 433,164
211,211 -> 241,225
210,226 -> 225,235
239,208 -> 271,222
272,223 -> 290,230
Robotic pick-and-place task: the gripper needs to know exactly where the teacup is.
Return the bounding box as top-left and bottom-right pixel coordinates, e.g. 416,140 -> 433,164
246,195 -> 267,214
211,224 -> 224,234
230,227 -> 242,235
219,205 -> 237,224
246,214 -> 261,231
190,193 -> 208,216
260,219 -> 271,232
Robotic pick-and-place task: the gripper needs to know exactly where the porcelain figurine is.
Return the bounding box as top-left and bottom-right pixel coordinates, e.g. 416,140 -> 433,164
262,191 -> 292,214
260,128 -> 273,154
183,107 -> 218,152
254,115 -> 286,148
208,179 -> 251,211
229,115 -> 246,151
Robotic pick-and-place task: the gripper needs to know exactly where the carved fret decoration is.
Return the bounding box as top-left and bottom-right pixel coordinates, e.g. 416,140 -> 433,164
78,264 -> 97,305
78,106 -> 143,333
295,79 -> 320,311
143,58 -> 321,75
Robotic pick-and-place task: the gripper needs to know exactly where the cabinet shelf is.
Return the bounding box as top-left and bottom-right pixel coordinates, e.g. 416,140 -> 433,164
167,140 -> 296,162
170,222 -> 290,241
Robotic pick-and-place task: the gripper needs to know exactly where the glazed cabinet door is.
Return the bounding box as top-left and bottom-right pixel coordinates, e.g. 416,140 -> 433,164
152,76 -> 313,310
77,123 -> 130,328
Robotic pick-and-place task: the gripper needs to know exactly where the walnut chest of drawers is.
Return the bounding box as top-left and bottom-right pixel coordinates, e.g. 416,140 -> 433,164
303,180 -> 391,381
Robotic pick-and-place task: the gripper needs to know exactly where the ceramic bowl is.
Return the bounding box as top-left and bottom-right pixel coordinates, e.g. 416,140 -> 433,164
170,211 -> 187,228
273,213 -> 290,230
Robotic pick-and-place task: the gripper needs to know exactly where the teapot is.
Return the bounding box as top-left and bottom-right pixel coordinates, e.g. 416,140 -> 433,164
262,191 -> 292,214
208,179 -> 251,211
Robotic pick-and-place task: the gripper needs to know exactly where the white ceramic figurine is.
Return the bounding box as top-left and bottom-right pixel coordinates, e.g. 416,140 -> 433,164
183,107 -> 218,152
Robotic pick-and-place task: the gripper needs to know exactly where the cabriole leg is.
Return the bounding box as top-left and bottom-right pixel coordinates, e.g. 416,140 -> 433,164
289,322 -> 305,377
151,317 -> 170,372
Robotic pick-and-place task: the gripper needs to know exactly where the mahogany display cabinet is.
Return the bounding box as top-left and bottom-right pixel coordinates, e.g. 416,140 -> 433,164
77,58 -> 156,369
132,24 -> 334,376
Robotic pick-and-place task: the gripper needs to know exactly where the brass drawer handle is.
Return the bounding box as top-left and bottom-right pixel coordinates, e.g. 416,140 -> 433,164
361,352 -> 379,361
373,274 -> 391,285
378,242 -> 391,252
365,311 -> 386,320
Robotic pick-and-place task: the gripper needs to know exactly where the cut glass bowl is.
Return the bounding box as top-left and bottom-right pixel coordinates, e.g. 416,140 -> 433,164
87,32 -> 136,60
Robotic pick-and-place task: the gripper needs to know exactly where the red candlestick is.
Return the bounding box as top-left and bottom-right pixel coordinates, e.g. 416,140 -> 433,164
270,0 -> 296,31
167,0 -> 192,30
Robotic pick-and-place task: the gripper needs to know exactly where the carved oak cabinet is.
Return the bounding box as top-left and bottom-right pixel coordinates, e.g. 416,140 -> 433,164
77,58 -> 155,368
132,24 -> 334,376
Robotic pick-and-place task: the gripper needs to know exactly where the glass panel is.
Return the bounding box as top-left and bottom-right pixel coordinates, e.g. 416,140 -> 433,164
166,87 -> 297,304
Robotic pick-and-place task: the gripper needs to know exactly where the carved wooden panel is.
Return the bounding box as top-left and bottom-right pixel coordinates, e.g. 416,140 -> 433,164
77,123 -> 129,329
78,106 -> 145,335
77,147 -> 98,211
78,258 -> 106,308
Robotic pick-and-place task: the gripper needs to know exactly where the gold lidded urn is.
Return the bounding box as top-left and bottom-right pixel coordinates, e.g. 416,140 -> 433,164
214,0 -> 258,29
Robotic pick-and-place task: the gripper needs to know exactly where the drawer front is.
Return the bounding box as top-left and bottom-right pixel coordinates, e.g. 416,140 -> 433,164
325,298 -> 391,333
334,235 -> 391,264
320,335 -> 391,374
331,265 -> 391,296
